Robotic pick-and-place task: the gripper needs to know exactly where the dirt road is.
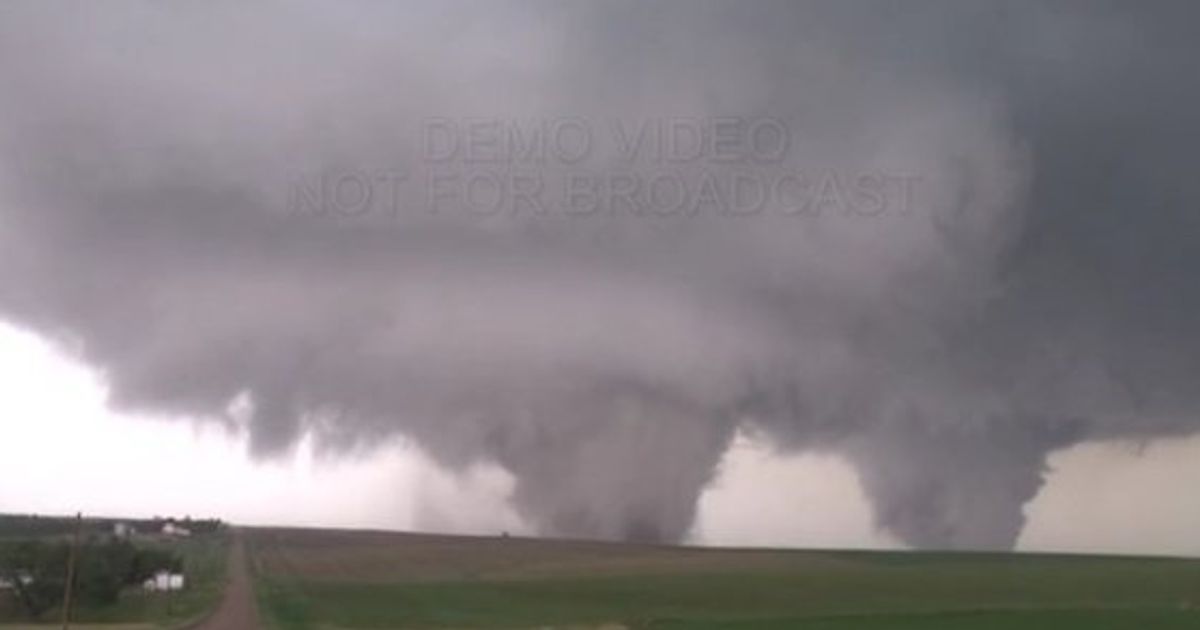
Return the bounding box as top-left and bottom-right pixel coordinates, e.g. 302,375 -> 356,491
192,536 -> 261,630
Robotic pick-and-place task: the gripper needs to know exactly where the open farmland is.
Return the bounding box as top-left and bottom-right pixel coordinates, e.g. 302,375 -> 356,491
246,528 -> 1200,629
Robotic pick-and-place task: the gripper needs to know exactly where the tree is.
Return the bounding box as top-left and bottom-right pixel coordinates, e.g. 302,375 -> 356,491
0,540 -> 67,620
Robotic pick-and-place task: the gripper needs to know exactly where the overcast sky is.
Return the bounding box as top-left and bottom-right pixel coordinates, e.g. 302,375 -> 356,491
1,2 -> 1199,555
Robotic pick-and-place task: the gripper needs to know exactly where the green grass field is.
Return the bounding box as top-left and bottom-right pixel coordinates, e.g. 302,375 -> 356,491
246,528 -> 1200,629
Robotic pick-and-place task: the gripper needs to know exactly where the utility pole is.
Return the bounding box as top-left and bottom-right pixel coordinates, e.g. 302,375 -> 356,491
165,563 -> 173,618
60,512 -> 82,630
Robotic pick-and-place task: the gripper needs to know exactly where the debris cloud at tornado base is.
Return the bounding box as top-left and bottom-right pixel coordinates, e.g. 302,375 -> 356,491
1,1 -> 1198,549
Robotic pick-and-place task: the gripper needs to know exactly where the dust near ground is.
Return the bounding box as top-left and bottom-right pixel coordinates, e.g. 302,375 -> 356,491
192,535 -> 261,630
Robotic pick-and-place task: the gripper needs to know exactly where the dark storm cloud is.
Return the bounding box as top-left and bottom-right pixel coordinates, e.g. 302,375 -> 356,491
0,1 -> 1197,548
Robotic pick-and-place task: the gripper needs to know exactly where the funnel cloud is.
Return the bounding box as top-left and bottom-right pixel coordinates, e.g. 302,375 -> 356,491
1,1 -> 1198,549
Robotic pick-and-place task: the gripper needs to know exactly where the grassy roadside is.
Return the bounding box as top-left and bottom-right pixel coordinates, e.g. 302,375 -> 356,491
247,535 -> 313,630
252,578 -> 314,630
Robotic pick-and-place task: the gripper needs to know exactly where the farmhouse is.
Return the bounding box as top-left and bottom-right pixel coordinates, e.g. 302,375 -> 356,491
160,522 -> 191,537
0,573 -> 32,590
142,571 -> 186,592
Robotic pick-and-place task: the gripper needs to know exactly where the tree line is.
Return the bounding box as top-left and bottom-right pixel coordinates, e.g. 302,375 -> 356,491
0,514 -> 223,537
